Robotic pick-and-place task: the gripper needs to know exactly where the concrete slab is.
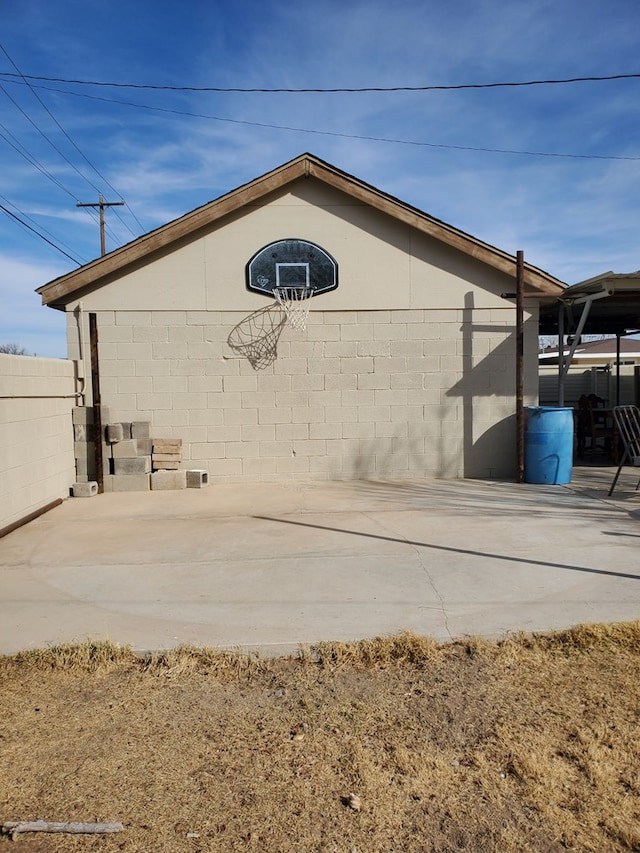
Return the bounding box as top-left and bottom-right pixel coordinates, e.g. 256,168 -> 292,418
0,468 -> 639,655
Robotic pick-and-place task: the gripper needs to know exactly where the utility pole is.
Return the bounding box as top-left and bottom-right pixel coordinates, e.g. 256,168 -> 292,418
76,194 -> 125,256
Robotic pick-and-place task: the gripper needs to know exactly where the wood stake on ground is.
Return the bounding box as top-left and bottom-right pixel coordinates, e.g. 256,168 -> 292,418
2,821 -> 124,840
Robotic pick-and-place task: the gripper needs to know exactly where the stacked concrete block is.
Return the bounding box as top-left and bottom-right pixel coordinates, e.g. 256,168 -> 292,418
151,469 -> 187,490
104,419 -> 152,492
152,438 -> 182,470
150,437 -> 185,490
72,405 -> 110,483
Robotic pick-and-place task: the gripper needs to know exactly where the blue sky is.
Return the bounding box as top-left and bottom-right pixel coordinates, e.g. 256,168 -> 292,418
2,0 -> 639,356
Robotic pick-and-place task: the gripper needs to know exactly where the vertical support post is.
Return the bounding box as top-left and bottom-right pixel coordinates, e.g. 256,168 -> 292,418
89,313 -> 104,494
516,250 -> 525,483
616,333 -> 621,406
558,305 -> 565,406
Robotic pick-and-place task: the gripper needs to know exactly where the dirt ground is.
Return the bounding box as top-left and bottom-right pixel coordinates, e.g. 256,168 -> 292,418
1,624 -> 640,853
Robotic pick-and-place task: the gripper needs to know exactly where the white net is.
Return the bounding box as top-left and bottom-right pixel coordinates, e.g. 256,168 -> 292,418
227,305 -> 287,370
273,286 -> 313,331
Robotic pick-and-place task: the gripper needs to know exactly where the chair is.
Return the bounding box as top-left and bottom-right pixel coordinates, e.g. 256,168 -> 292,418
577,395 -> 617,458
608,406 -> 640,496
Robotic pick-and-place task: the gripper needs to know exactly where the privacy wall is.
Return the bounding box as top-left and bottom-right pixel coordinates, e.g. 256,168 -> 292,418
0,355 -> 76,529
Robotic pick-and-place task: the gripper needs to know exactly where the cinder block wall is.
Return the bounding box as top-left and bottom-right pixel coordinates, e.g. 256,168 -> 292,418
71,306 -> 535,483
0,355 -> 76,529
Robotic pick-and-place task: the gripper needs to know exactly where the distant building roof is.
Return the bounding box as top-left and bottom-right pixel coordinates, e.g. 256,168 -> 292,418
539,336 -> 640,361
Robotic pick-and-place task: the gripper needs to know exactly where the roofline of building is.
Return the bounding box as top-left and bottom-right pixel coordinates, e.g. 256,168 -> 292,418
37,152 -> 566,307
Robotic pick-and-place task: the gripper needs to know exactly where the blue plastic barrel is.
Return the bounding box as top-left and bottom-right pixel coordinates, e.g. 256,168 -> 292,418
524,406 -> 574,485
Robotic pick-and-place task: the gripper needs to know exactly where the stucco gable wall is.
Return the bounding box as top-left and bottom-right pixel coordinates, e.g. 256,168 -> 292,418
64,179 -> 516,316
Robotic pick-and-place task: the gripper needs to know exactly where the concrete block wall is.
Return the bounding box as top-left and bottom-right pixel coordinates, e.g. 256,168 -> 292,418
72,306 -> 536,483
0,354 -> 76,529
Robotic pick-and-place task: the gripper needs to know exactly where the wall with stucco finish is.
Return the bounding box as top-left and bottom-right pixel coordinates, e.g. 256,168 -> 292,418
0,354 -> 76,528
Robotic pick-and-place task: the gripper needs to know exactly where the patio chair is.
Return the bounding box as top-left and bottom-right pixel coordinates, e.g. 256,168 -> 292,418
608,406 -> 640,497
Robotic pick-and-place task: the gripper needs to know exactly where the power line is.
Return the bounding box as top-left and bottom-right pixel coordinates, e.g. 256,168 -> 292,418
1,71 -> 639,93
21,82 -> 640,162
0,45 -> 146,239
0,118 -> 119,245
0,84 -> 121,245
0,202 -> 82,265
0,193 -> 87,263
0,44 -> 144,236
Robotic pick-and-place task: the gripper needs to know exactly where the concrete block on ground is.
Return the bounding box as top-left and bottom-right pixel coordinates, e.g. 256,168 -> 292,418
111,473 -> 151,492
186,469 -> 209,488
131,421 -> 151,439
113,455 -> 151,475
73,423 -> 95,442
111,439 -> 139,459
106,423 -> 124,443
151,470 -> 187,490
71,481 -> 98,498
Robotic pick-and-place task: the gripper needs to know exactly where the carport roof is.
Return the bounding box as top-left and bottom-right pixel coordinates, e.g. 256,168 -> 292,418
538,271 -> 640,336
37,152 -> 565,308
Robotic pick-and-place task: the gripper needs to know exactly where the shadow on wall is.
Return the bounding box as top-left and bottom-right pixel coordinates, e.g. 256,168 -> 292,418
446,292 -> 521,479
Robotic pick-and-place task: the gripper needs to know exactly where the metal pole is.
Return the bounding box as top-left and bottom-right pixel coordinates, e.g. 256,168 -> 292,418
558,305 -> 565,406
616,333 -> 621,406
89,313 -> 104,493
516,250 -> 524,483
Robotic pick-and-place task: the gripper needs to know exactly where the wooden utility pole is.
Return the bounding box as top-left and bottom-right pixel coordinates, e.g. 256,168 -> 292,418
76,194 -> 124,256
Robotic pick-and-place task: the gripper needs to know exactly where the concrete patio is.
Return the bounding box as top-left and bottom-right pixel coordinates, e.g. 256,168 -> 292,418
0,465 -> 639,656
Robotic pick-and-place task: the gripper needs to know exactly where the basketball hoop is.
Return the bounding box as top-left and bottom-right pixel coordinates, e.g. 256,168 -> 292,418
227,304 -> 287,370
273,286 -> 313,331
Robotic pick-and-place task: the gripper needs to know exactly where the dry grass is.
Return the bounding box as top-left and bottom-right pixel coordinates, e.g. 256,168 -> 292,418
1,623 -> 640,852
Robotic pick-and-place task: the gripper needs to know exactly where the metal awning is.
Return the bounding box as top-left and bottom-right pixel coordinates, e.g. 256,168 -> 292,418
539,271 -> 640,336
537,271 -> 640,406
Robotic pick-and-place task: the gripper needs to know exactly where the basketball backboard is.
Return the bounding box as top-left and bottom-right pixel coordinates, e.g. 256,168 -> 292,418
246,238 -> 338,297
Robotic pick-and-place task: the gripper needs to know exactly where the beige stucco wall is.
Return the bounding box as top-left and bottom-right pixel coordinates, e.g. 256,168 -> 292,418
61,178 -> 539,482
0,355 -> 76,529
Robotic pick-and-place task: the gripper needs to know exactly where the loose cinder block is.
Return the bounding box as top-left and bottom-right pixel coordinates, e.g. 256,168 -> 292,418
106,423 -> 124,443
186,469 -> 209,488
111,474 -> 151,492
151,470 -> 187,490
131,421 -> 151,439
113,455 -> 151,475
72,406 -> 94,425
111,439 -> 139,459
71,481 -> 98,497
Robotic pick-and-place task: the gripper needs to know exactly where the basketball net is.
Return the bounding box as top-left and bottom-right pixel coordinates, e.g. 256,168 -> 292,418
273,286 -> 313,331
